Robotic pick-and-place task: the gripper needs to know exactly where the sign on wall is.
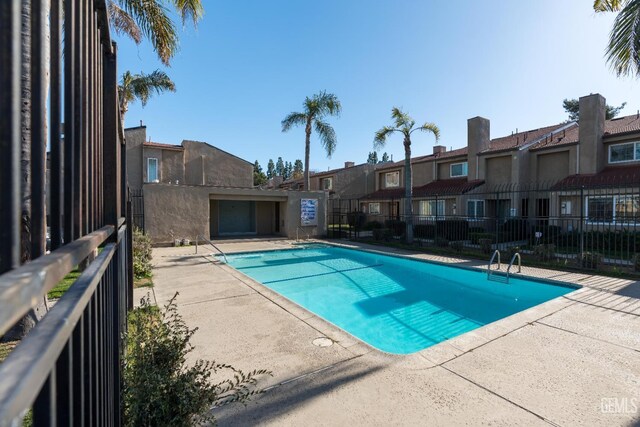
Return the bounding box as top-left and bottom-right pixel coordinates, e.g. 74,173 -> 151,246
300,198 -> 318,226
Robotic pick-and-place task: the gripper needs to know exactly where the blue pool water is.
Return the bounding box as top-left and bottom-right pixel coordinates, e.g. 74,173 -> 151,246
226,245 -> 576,354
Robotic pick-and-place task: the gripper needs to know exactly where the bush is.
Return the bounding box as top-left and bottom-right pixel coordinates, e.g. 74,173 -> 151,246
500,219 -> 530,241
579,252 -> 603,269
436,219 -> 469,241
133,227 -> 153,280
373,228 -> 392,241
470,232 -> 495,245
468,226 -> 485,234
507,246 -> 521,260
534,244 -> 556,261
124,293 -> 271,426
347,211 -> 366,231
450,241 -> 464,252
385,220 -> 406,237
479,238 -> 493,254
362,220 -> 383,231
633,254 -> 640,272
435,237 -> 449,247
414,224 -> 435,239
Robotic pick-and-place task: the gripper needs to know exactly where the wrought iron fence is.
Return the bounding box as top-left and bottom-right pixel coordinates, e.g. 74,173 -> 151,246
0,0 -> 131,425
328,179 -> 640,272
130,188 -> 145,231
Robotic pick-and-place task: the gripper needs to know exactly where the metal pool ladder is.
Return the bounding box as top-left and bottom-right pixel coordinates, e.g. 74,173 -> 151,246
507,252 -> 522,276
487,250 -> 509,283
296,226 -> 310,242
195,234 -> 229,264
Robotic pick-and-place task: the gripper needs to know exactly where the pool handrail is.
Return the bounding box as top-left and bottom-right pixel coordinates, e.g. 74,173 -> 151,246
507,252 -> 522,275
488,249 -> 501,271
195,234 -> 229,263
296,226 -> 310,242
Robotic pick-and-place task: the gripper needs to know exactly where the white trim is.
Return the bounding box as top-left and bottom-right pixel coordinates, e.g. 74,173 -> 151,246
608,140 -> 640,164
147,157 -> 158,183
585,195 -> 640,224
368,202 -> 381,214
467,199 -> 485,219
385,171 -> 400,188
450,162 -> 468,177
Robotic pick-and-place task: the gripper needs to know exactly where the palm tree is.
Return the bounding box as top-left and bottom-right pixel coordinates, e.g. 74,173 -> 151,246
374,108 -> 440,244
107,0 -> 204,66
118,70 -> 176,125
281,91 -> 342,190
594,0 -> 640,77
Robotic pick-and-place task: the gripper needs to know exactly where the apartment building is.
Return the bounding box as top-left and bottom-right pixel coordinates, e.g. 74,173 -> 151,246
125,126 -> 327,243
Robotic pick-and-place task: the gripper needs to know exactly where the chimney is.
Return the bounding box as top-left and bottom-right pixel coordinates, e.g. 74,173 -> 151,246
344,161 -> 355,168
433,145 -> 446,155
467,116 -> 490,180
578,93 -> 606,174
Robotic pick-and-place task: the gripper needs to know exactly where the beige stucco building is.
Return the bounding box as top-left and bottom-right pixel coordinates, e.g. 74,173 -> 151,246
125,126 -> 327,244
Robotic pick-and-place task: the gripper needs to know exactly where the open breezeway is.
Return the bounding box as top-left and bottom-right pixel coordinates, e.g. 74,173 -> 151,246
143,241 -> 640,426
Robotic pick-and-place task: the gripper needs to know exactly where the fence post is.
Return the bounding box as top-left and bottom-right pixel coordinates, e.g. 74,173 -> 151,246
495,190 -> 500,251
579,186 -> 584,255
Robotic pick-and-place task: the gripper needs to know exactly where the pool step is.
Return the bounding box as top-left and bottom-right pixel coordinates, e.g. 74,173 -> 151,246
487,271 -> 509,284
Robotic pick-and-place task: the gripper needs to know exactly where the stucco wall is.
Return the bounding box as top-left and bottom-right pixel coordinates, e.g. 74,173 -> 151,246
182,140 -> 253,187
125,126 -> 145,190
142,147 -> 162,182
484,155 -> 512,186
412,161 -> 434,187
536,151 -> 570,183
315,164 -> 377,198
377,167 -> 403,190
256,201 -> 275,234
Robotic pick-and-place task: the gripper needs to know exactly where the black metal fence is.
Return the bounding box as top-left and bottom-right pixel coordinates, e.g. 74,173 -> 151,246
130,188 -> 145,231
329,179 -> 640,272
0,0 -> 132,425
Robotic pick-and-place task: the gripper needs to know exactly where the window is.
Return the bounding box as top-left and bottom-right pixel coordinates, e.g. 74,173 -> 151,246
586,195 -> 639,223
385,171 -> 400,188
467,200 -> 485,218
609,141 -> 640,163
147,158 -> 158,182
560,199 -> 572,216
369,202 -> 381,214
450,162 -> 468,177
419,200 -> 444,218
321,177 -> 333,190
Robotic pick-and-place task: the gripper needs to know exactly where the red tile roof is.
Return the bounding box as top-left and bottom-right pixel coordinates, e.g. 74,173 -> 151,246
481,123 -> 568,153
550,165 -> 640,190
374,147 -> 468,171
362,178 -> 485,200
143,141 -> 184,151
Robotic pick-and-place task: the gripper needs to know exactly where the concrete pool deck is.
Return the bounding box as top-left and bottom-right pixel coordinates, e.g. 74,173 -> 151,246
142,240 -> 640,426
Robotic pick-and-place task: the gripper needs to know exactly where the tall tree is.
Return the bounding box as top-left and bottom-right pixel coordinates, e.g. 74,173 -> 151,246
266,159 -> 275,179
381,152 -> 390,163
275,157 -> 285,177
118,70 -> 176,125
281,91 -> 342,190
562,98 -> 626,121
374,108 -> 440,244
367,151 -> 378,164
293,159 -> 304,179
594,0 -> 640,77
253,160 -> 267,186
108,0 -> 204,66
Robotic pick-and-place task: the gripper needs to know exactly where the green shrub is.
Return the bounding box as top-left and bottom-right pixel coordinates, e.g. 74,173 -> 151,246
468,226 -> 485,234
384,220 -> 406,237
507,246 -> 521,260
362,220 -> 383,231
634,253 -> 640,272
534,244 -> 556,261
579,252 -> 603,269
373,228 -> 392,241
347,211 -> 367,231
500,219 -> 530,241
471,232 -> 495,245
133,228 -> 153,280
450,241 -> 464,252
436,219 -> 469,240
435,237 -> 449,247
479,238 -> 493,254
124,293 -> 271,426
414,224 -> 435,239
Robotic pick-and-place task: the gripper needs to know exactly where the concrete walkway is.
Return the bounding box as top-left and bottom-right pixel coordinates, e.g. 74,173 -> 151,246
146,241 -> 640,426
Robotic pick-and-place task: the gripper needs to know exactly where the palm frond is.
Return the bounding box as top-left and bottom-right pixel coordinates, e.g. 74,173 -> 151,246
172,0 -> 204,26
390,107 -> 412,129
118,0 -> 178,66
605,0 -> 640,77
373,126 -> 396,149
130,70 -> 176,107
314,91 -> 342,118
594,0 -> 624,12
314,119 -> 337,158
281,112 -> 308,132
412,122 -> 441,141
108,1 -> 142,43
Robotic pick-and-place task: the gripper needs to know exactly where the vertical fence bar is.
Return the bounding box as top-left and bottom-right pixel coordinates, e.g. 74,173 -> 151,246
33,369 -> 57,426
63,0 -> 75,245
0,0 -> 22,272
55,339 -> 73,425
50,0 -> 63,250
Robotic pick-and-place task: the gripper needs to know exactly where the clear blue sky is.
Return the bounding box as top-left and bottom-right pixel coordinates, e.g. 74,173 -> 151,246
116,0 -> 640,172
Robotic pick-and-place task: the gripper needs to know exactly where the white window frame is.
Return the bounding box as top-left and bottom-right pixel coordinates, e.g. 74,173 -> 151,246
385,171 -> 400,188
608,141 -> 640,164
450,162 -> 468,177
419,199 -> 445,219
321,177 -> 333,190
467,199 -> 485,219
560,199 -> 572,216
147,157 -> 159,183
369,202 -> 381,215
585,195 -> 640,225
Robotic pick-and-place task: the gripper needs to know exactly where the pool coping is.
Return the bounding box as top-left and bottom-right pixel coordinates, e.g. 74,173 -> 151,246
213,240 -> 592,367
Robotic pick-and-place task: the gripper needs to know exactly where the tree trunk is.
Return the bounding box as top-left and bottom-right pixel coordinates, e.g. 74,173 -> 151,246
304,118 -> 312,190
403,135 -> 413,244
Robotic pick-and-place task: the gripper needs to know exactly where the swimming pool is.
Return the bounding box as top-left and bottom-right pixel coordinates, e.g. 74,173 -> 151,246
225,245 -> 576,354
